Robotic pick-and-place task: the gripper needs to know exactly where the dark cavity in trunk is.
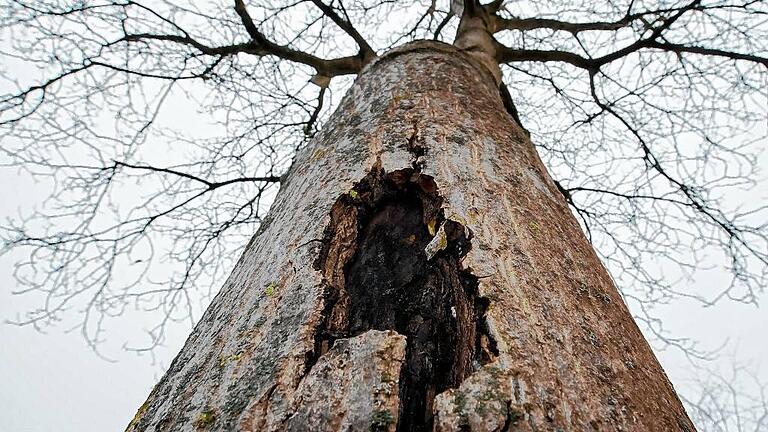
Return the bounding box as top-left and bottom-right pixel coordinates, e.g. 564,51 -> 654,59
313,166 -> 498,432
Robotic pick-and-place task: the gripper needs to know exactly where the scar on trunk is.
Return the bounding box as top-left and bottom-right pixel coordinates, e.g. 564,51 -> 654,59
311,166 -> 498,431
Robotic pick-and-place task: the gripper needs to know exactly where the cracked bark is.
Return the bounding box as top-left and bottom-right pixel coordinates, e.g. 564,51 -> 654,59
127,41 -> 694,432
312,166 -> 497,431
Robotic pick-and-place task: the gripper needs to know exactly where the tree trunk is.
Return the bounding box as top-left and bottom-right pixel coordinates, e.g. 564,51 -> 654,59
127,41 -> 694,432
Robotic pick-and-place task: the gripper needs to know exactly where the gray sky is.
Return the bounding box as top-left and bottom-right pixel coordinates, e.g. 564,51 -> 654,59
0,1 -> 766,429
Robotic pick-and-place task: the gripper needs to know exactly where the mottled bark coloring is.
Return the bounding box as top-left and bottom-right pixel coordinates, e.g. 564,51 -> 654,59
127,41 -> 694,432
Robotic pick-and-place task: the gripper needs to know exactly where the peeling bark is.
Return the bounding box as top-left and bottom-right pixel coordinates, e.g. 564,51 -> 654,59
128,41 -> 694,432
286,330 -> 406,431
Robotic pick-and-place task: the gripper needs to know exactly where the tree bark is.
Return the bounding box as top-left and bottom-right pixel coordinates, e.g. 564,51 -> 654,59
127,41 -> 694,432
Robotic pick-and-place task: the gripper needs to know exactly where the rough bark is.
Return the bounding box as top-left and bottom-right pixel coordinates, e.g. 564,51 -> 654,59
127,41 -> 694,432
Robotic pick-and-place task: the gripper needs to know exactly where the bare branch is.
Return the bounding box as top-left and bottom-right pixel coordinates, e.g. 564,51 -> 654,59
309,0 -> 376,62
233,0 -> 363,77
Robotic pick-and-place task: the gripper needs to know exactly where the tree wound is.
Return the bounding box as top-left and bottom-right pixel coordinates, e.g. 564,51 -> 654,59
313,167 -> 498,431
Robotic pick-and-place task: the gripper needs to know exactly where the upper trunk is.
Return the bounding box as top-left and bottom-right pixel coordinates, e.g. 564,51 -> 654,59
127,41 -> 694,432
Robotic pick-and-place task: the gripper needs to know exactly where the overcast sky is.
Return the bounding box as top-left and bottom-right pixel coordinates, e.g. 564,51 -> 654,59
1,2 -> 767,430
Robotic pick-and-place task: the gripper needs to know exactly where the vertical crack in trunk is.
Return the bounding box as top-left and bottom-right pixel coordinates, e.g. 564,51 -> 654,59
312,166 -> 498,431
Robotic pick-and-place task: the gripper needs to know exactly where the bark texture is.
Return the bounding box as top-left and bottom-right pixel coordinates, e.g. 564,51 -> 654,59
127,41 -> 694,432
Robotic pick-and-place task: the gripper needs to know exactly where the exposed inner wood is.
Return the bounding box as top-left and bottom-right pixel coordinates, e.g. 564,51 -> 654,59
313,167 -> 497,431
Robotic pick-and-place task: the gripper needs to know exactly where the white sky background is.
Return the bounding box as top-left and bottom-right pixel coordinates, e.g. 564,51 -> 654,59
1,2 -> 767,431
